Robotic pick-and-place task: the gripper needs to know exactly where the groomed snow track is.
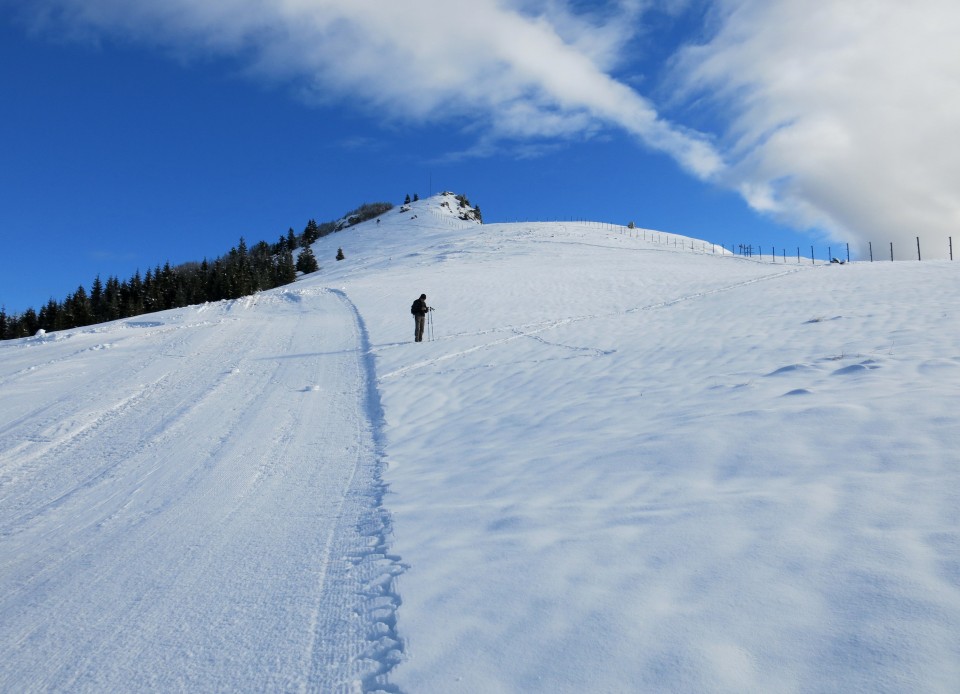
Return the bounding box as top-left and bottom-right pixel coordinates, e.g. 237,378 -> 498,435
0,287 -> 404,693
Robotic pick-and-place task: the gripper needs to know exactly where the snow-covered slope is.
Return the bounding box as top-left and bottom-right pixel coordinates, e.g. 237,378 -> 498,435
0,289 -> 401,692
3,193 -> 960,692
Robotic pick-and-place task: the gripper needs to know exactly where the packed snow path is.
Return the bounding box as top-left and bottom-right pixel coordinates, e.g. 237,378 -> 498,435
0,288 -> 401,692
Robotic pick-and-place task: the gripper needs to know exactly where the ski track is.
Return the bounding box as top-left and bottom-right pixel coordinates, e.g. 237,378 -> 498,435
379,263 -> 812,380
0,290 -> 404,693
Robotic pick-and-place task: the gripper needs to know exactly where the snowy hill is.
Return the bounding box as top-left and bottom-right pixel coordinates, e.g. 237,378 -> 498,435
3,194 -> 960,692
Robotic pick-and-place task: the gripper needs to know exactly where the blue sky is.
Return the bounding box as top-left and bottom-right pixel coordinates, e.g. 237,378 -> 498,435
2,0 -> 957,314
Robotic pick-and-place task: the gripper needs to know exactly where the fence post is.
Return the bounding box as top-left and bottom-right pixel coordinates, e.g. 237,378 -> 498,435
846,243 -> 850,263
811,246 -> 815,264
951,237 -> 953,261
797,247 -> 800,263
917,236 -> 921,261
890,242 -> 894,261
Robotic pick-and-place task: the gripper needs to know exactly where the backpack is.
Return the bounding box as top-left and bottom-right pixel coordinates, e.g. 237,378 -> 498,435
411,300 -> 418,315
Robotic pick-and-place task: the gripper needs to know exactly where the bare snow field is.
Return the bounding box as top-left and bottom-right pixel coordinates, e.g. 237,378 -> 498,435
3,194 -> 960,692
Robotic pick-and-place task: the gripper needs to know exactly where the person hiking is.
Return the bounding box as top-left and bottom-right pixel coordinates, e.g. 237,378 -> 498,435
411,293 -> 430,342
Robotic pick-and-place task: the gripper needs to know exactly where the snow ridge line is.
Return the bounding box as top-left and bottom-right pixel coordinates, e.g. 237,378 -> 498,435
380,265 -> 812,380
327,288 -> 407,694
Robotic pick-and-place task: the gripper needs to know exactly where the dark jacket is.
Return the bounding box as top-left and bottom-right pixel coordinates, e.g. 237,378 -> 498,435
411,298 -> 428,317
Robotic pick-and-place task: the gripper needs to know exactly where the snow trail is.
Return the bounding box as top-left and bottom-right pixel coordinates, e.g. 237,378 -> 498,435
379,261 -> 811,381
0,290 -> 402,692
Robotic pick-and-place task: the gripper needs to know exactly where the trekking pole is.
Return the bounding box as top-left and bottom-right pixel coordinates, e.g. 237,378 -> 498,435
428,309 -> 435,341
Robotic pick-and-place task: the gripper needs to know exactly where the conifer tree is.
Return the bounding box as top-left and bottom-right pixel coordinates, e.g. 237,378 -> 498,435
276,250 -> 297,285
90,275 -> 105,322
104,276 -> 122,321
68,286 -> 93,326
39,298 -> 62,331
126,271 -> 144,316
233,238 -> 255,297
160,262 -> 176,309
296,245 -> 319,274
302,220 -> 320,245
3,198 -> 400,339
20,308 -> 39,336
143,268 -> 157,312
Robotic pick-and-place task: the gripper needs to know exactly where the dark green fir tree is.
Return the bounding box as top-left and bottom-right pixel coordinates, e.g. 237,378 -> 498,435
296,245 -> 319,274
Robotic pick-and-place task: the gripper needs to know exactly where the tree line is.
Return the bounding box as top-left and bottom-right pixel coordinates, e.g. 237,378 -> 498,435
0,202 -> 393,340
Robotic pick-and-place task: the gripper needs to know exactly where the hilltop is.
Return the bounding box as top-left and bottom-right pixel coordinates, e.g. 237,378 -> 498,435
2,197 -> 960,692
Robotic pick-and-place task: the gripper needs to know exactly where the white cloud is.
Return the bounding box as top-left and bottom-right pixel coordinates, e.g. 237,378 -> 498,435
672,0 -> 960,257
20,0 -> 957,256
17,0 -> 722,180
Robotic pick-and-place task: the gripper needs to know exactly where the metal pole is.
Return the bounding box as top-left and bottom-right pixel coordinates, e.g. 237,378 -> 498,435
917,236 -> 921,261
951,237 -> 954,261
811,246 -> 815,264
890,242 -> 894,261
846,243 -> 850,263
869,242 -> 873,262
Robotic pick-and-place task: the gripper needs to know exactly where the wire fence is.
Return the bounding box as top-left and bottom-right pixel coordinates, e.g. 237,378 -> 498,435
445,216 -> 956,264
705,236 -> 956,263
540,219 -> 957,264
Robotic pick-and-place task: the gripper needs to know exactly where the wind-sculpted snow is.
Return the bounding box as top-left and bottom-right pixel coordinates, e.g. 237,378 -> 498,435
3,194 -> 960,692
0,289 -> 402,692
310,198 -> 960,693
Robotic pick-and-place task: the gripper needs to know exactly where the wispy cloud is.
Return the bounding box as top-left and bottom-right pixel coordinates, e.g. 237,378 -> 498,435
16,0 -> 722,180
15,1 -> 959,255
672,0 -> 960,257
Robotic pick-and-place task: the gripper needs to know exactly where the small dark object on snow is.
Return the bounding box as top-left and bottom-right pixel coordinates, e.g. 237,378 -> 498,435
336,247 -> 345,261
